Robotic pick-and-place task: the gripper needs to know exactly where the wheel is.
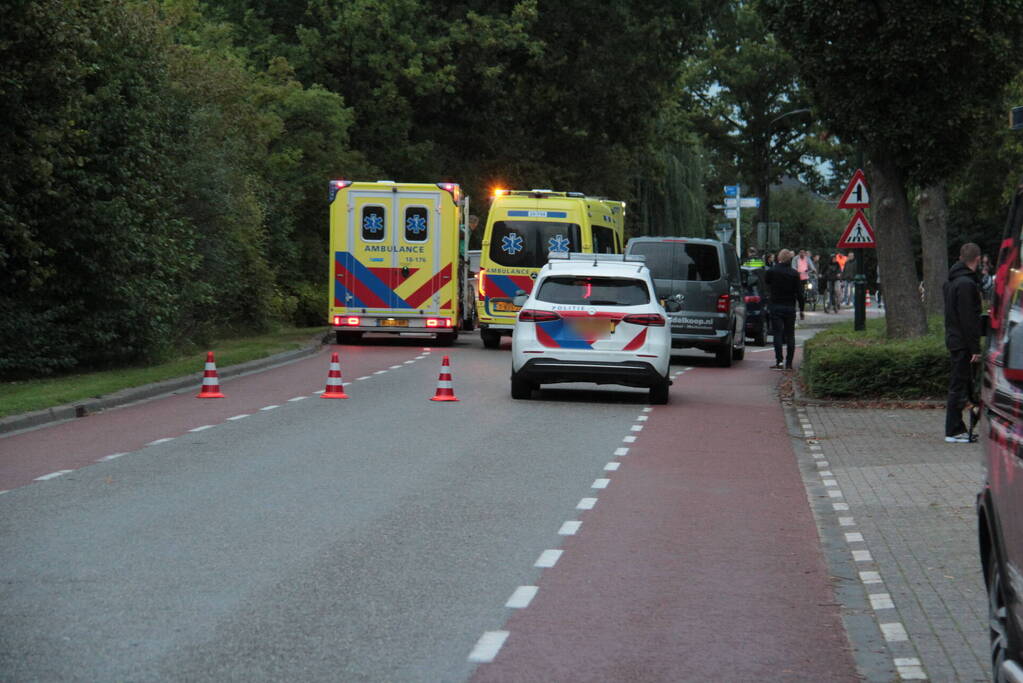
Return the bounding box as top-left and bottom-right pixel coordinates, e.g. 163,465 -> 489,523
336,331 -> 363,344
481,329 -> 501,349
988,543 -> 1018,680
511,376 -> 534,399
732,343 -> 745,361
715,340 -> 733,367
755,327 -> 767,347
649,380 -> 670,405
435,331 -> 457,346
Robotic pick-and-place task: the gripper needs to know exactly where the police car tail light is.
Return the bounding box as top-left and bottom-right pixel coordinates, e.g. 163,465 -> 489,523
518,309 -> 560,323
623,313 -> 665,327
426,318 -> 452,328
744,295 -> 761,304
334,315 -> 361,326
717,295 -> 731,313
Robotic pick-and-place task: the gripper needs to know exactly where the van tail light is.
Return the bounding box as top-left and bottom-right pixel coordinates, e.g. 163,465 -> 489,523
622,313 -> 665,327
478,269 -> 486,300
518,309 -> 561,323
717,294 -> 731,313
334,315 -> 360,326
426,318 -> 452,328
744,295 -> 761,304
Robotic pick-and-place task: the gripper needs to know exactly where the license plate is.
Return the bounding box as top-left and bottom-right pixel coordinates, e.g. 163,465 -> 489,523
493,301 -> 521,312
379,318 -> 408,327
570,318 -> 617,336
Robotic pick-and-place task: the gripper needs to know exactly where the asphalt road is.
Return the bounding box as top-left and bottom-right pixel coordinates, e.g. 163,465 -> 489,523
0,329 -> 856,681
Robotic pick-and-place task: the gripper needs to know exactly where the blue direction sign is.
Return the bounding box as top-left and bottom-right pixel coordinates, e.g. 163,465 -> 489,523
723,185 -> 739,197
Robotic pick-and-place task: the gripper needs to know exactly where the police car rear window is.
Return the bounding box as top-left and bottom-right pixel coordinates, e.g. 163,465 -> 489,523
489,221 -> 582,268
629,242 -> 721,281
536,276 -> 650,306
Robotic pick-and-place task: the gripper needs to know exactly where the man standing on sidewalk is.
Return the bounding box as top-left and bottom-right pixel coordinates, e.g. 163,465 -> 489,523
943,242 -> 983,443
765,249 -> 803,370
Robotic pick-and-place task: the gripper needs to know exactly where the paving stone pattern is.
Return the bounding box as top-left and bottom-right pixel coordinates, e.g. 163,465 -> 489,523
804,405 -> 989,682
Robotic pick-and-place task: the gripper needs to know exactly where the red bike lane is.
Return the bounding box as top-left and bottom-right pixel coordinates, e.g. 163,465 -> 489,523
473,356 -> 859,682
0,341 -> 434,491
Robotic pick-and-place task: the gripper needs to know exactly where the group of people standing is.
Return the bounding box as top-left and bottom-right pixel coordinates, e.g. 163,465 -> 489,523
748,247 -> 873,316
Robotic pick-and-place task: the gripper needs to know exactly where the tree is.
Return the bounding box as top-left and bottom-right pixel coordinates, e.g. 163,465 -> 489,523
761,0 -> 1023,338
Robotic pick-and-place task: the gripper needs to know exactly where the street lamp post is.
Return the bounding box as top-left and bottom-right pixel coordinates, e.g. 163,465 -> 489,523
761,108 -> 812,232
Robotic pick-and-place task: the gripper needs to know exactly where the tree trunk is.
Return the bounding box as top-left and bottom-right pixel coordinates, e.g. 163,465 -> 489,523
917,184 -> 949,317
868,156 -> 928,338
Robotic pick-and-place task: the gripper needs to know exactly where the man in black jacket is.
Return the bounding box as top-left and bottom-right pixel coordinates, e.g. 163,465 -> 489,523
943,242 -> 983,443
764,249 -> 804,369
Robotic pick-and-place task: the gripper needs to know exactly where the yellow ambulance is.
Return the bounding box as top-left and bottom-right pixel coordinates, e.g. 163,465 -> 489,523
477,189 -> 626,348
328,180 -> 470,346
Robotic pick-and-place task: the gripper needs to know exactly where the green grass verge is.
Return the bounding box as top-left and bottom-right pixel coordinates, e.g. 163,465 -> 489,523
802,316 -> 948,400
0,326 -> 327,418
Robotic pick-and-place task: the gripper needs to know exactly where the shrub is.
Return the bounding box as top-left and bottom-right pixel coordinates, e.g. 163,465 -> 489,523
802,317 -> 948,400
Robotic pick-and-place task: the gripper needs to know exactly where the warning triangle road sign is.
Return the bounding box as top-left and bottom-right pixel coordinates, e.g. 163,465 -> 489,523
837,210 -> 876,248
837,168 -> 870,209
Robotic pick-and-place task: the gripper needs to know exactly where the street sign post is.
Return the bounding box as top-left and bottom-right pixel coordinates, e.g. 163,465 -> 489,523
723,185 -> 739,197
718,185 -> 758,258
714,227 -> 734,243
836,169 -> 872,331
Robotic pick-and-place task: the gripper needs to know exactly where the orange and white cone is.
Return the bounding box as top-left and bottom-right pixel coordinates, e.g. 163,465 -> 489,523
321,351 -> 349,399
430,355 -> 459,402
196,351 -> 225,398
866,290 -> 872,306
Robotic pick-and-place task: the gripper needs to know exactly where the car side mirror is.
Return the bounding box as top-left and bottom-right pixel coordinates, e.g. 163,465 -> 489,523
1006,323 -> 1023,382
512,290 -> 528,307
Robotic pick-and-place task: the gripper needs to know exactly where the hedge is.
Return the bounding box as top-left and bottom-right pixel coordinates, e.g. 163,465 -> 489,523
801,317 -> 948,400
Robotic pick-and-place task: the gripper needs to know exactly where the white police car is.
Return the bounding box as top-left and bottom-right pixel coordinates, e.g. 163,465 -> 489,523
510,253 -> 672,403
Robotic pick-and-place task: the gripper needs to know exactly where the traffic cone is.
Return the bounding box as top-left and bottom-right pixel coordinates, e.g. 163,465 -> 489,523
321,351 -> 349,399
430,355 -> 459,402
196,351 -> 225,398
866,290 -> 872,306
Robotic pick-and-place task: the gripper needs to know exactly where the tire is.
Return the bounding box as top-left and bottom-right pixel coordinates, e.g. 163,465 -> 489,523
732,343 -> 745,361
511,376 -> 534,400
481,329 -> 501,349
988,543 -> 1018,680
336,331 -> 363,344
649,380 -> 670,405
715,340 -> 733,367
755,327 -> 767,347
435,331 -> 457,347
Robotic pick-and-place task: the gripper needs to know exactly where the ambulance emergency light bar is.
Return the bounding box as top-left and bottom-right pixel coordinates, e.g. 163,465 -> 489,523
492,188 -> 587,198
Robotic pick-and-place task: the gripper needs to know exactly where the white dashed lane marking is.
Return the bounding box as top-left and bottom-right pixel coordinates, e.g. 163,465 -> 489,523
468,631 -> 509,663
869,593 -> 895,610
505,586 -> 538,609
880,622 -> 909,642
189,425 -> 215,432
35,470 -> 72,481
629,425 -> 643,432
558,521 -> 582,536
615,447 -> 629,456
604,462 -> 620,471
591,478 -> 610,489
288,396 -> 308,402
98,453 -> 127,462
146,438 -> 174,446
534,550 -> 563,568
226,414 -> 250,421
576,498 -> 597,510
260,405 -> 279,411
356,376 -> 371,381
845,532 -> 864,543
623,436 -> 637,443
860,571 -> 883,584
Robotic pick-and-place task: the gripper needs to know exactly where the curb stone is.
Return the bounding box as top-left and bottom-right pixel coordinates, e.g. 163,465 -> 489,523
0,334 -> 329,436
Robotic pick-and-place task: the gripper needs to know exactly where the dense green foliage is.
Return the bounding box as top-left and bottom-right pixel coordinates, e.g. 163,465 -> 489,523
0,0 -> 713,379
802,318 -> 948,399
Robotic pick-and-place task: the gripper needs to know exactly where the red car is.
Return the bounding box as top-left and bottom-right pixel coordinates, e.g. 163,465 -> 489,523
978,178 -> 1023,683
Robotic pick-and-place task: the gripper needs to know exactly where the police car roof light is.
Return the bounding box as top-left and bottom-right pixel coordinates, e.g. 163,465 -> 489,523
548,252 -> 646,264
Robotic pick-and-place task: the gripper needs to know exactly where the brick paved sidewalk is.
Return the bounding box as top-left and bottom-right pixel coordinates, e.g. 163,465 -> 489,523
794,403 -> 989,682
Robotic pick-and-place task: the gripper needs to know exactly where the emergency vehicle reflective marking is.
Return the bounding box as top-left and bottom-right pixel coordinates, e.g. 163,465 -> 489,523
845,533 -> 865,543
615,447 -> 629,456
287,396 -> 308,402
260,405 -> 279,411
505,586 -> 538,609
833,503 -> 849,511
839,517 -> 856,527
227,414 -> 250,421
592,478 -> 610,489
507,210 -> 568,218
852,550 -> 873,562
577,498 -> 597,510
467,631 -> 509,663
35,470 -> 73,481
146,438 -> 175,446
559,521 -> 582,535
189,425 -> 215,431
604,462 -> 620,471
860,571 -> 883,584
534,550 -> 563,568
880,623 -> 908,642
98,453 -> 128,461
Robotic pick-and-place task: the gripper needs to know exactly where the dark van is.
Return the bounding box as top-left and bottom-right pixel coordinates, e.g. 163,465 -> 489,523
977,178 -> 1023,683
624,237 -> 746,367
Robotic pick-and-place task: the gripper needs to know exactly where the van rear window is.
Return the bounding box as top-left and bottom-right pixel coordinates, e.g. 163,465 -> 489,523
536,276 -> 650,306
488,221 -> 582,268
629,242 -> 721,281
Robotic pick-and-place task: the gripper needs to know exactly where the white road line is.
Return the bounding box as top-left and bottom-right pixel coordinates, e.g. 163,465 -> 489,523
812,453 -> 824,460
505,586 -> 538,609
880,622 -> 908,642
374,370 -> 387,375
389,365 -> 402,369
894,658 -> 927,680
35,470 -> 73,481
0,490 -> 7,495
816,461 -> 829,469
403,360 -> 415,364
630,425 -> 643,432
189,425 -> 215,432
823,479 -> 838,487
604,462 -> 620,471
809,444 -> 822,451
559,521 -> 582,535
260,405 -> 280,411
576,498 -> 597,510
146,438 -> 174,446
636,415 -> 648,422
98,453 -> 128,462
288,396 -> 309,402
468,631 -> 509,663
614,447 -> 630,456
869,593 -> 895,610
852,550 -> 873,562
828,489 -> 843,498
839,517 -> 855,527
623,436 -> 637,443
227,414 -> 250,421
314,389 -> 326,394
860,571 -> 883,584
833,502 -> 849,511
422,347 -> 432,351
805,431 -> 816,437
845,532 -> 864,543
416,355 -> 427,360
642,407 -> 653,413
592,478 -> 610,489
819,470 -> 833,476
534,549 -> 563,568
356,376 -> 371,381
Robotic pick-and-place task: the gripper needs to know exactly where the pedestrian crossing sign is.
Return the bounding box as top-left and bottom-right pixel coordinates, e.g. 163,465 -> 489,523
837,210 -> 876,248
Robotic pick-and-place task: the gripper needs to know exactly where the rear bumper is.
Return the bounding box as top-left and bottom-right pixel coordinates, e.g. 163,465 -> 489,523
670,328 -> 729,349
513,358 -> 669,389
